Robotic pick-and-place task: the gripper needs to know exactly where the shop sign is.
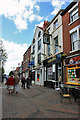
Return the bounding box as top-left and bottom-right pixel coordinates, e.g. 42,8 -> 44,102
29,61 -> 34,66
48,56 -> 56,63
43,55 -> 61,67
66,56 -> 80,65
43,33 -> 50,45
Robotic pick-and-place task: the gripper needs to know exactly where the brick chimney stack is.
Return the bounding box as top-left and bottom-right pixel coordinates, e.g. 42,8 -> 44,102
43,20 -> 50,30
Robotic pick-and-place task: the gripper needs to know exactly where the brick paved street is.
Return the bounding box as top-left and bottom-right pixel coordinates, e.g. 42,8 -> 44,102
1,83 -> 80,119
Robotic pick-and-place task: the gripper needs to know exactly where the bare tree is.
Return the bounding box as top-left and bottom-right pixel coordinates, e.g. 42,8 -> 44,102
0,39 -> 8,82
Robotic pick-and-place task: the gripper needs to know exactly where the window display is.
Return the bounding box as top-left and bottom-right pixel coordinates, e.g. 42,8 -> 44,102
47,65 -> 55,81
67,67 -> 80,85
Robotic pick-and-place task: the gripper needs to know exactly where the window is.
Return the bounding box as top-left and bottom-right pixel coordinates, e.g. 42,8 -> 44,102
71,31 -> 80,51
54,36 -> 58,53
38,31 -> 41,38
67,68 -> 80,85
38,53 -> 41,64
48,44 -> 50,56
70,6 -> 78,23
33,38 -> 35,44
54,19 -> 58,29
38,39 -> 41,50
33,45 -> 35,54
47,65 -> 55,81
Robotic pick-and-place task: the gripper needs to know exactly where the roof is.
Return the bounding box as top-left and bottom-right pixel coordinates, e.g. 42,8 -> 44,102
61,2 -> 77,16
37,26 -> 43,30
43,9 -> 63,31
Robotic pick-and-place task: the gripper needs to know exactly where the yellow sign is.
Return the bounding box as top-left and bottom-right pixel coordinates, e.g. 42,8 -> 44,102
48,57 -> 56,63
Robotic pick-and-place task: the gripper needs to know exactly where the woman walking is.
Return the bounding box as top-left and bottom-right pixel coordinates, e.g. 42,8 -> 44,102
5,75 -> 15,94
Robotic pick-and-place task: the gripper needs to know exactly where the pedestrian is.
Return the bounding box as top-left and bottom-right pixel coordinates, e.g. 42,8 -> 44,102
14,74 -> 20,94
21,77 -> 25,89
26,76 -> 31,89
59,74 -> 61,88
5,75 -> 15,94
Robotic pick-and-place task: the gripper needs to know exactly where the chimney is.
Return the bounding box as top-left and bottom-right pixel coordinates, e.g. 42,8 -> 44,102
43,20 -> 50,30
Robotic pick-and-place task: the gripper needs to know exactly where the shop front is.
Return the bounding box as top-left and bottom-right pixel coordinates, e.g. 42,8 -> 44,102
65,55 -> 80,88
43,54 -> 63,88
35,66 -> 44,86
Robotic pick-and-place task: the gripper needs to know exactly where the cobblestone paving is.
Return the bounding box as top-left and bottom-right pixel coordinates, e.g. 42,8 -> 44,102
2,83 -> 80,119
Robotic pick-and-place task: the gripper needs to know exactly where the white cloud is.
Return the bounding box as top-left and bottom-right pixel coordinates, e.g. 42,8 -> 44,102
0,0 -> 43,32
35,5 -> 40,11
2,39 -> 28,75
35,21 -> 44,27
29,14 -> 43,23
51,0 -> 65,15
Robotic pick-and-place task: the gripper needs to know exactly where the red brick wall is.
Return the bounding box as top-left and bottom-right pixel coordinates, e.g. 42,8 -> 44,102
23,46 -> 31,71
62,2 -> 80,56
62,2 -> 80,84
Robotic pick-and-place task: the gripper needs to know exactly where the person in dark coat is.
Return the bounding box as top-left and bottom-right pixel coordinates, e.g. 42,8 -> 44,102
26,77 -> 31,89
21,77 -> 25,89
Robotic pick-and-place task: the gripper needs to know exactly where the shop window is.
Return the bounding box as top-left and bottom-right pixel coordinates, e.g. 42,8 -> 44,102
47,65 -> 55,81
67,68 -> 80,84
37,73 -> 40,81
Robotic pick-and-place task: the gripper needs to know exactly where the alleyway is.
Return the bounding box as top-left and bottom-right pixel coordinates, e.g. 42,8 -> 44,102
1,83 -> 80,119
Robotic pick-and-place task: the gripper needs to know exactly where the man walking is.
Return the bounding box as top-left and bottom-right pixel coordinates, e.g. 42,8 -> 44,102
26,77 -> 31,89
21,77 -> 25,89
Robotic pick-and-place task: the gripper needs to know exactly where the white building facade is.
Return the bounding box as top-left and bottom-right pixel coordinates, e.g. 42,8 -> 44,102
43,10 -> 64,88
31,26 -> 45,86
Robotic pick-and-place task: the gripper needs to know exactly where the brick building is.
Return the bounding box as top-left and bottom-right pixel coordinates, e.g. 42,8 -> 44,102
61,1 -> 80,86
22,46 -> 31,78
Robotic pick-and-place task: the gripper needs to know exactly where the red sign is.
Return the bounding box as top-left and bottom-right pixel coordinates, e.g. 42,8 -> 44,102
65,56 -> 80,65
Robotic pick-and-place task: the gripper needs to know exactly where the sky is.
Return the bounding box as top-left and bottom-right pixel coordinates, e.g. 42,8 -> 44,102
0,0 -> 72,75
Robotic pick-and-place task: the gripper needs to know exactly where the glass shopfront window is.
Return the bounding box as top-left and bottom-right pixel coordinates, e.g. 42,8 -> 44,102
67,66 -> 80,85
47,65 -> 55,81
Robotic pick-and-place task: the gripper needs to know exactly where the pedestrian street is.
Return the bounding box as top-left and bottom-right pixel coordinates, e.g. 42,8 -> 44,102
1,83 -> 80,119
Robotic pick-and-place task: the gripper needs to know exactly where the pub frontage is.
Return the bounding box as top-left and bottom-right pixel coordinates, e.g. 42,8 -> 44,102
43,53 -> 63,89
